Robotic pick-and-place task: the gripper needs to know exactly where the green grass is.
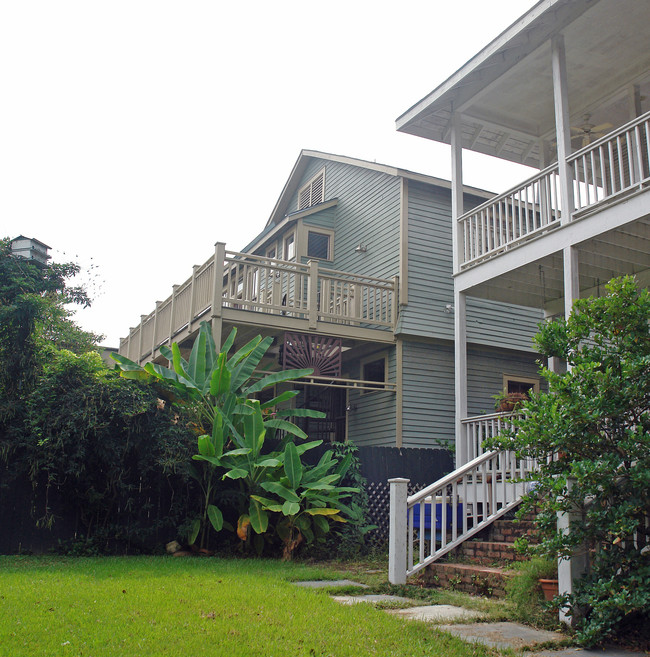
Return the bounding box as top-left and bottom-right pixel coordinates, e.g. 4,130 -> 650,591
0,556 -> 503,657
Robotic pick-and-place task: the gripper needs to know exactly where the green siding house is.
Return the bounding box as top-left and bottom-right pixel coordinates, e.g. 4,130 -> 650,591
119,149 -> 542,452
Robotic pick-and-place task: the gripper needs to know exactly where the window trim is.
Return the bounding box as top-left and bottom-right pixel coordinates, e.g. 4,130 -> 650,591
297,168 -> 325,211
283,233 -> 295,261
502,374 -> 540,395
305,227 -> 334,262
360,353 -> 388,394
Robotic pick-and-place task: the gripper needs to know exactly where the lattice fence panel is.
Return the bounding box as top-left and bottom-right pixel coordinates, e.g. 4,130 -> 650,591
364,481 -> 429,549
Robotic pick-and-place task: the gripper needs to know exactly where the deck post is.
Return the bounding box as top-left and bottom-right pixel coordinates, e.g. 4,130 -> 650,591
388,477 -> 409,584
392,275 -> 399,329
307,259 -> 319,329
137,315 -> 146,365
211,242 -> 226,349
152,301 -> 161,358
168,284 -> 179,359
188,265 -> 200,333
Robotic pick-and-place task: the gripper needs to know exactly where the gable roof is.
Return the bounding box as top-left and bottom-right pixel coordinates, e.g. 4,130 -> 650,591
264,149 -> 493,229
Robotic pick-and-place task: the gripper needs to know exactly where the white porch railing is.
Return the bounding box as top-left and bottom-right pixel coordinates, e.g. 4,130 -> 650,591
388,447 -> 537,584
570,112 -> 650,213
458,110 -> 650,269
461,411 -> 519,462
459,164 -> 562,268
119,247 -> 397,363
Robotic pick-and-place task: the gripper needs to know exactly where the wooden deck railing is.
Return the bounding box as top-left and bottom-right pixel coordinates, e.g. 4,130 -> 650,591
458,110 -> 650,269
119,246 -> 398,363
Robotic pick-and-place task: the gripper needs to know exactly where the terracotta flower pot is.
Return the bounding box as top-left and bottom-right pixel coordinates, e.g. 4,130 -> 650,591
539,578 -> 559,601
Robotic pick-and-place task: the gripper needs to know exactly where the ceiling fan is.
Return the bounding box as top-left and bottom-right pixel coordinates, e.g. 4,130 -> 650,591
570,113 -> 613,148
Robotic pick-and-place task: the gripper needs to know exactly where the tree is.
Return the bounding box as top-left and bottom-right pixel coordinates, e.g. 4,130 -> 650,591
490,276 -> 650,646
0,237 -> 99,401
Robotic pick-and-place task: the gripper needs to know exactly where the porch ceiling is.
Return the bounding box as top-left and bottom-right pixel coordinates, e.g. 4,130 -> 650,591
466,215 -> 650,312
397,0 -> 650,169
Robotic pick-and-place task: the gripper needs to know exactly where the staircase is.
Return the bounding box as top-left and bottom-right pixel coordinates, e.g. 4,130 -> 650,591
388,428 -> 540,585
420,510 -> 537,598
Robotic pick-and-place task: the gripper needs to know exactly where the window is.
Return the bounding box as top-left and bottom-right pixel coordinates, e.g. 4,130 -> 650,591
503,374 -> 539,395
298,169 -> 325,210
284,234 -> 295,260
307,231 -> 331,260
361,354 -> 387,393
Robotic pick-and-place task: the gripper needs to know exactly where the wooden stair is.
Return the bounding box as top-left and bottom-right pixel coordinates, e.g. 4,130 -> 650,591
420,512 -> 537,598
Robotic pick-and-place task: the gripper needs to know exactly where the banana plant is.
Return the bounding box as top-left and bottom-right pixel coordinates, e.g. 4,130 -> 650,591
112,321 -> 324,548
251,442 -> 360,560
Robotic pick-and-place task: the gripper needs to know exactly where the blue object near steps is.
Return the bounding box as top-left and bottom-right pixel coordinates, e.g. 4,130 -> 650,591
411,502 -> 464,531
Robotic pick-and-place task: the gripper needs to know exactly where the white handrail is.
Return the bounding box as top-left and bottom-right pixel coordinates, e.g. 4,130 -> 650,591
389,447 -> 537,584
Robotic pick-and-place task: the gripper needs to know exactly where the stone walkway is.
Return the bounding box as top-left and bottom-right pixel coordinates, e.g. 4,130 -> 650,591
293,580 -> 649,655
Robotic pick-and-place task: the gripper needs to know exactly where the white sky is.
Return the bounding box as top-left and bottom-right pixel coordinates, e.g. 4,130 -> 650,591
1,1 -> 539,347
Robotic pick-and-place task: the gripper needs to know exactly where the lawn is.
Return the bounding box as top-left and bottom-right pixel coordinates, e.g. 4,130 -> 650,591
0,556 -> 500,657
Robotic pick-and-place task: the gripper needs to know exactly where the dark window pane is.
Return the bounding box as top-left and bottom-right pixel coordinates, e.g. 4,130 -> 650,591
307,232 -> 329,259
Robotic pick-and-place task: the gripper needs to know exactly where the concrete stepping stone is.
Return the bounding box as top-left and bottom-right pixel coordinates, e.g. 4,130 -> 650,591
293,579 -> 369,589
389,605 -> 484,622
332,594 -> 413,606
536,650 -> 649,657
437,621 -> 565,651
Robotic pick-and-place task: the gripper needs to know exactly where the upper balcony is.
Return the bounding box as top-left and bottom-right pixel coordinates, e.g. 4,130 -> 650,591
119,245 -> 398,364
459,111 -> 650,260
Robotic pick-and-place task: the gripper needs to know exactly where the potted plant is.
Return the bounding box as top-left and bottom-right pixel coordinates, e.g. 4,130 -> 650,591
492,390 -> 528,413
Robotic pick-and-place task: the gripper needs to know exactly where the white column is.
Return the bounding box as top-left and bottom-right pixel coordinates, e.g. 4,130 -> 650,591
450,112 -> 464,274
388,477 -> 409,585
454,289 -> 468,466
563,245 -> 580,320
551,34 -> 575,225
451,112 -> 468,468
557,478 -> 588,626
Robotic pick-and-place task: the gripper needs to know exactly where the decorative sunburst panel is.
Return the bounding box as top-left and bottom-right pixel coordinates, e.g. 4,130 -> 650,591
282,332 -> 342,378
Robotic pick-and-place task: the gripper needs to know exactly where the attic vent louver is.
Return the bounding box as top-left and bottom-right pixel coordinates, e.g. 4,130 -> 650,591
297,169 -> 325,210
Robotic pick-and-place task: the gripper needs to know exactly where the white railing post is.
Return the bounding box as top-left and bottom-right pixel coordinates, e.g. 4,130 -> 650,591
307,259 -> 319,329
388,477 -> 409,584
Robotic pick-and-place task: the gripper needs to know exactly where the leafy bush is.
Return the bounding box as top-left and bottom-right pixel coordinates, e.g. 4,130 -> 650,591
488,276 -> 650,646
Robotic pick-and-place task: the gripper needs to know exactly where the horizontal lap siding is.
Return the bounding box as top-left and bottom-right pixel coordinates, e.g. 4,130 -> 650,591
401,340 -> 455,448
467,347 -> 543,416
290,158 -> 401,279
347,347 -> 396,447
403,181 -> 543,352
400,340 -> 542,448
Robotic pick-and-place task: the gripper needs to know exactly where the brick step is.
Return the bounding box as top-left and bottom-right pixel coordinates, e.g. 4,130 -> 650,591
489,519 -> 538,544
452,540 -> 527,565
423,562 -> 513,598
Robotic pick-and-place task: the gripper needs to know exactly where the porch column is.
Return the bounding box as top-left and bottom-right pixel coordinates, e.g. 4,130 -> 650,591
451,111 -> 468,467
454,290 -> 468,466
557,478 -> 589,626
551,34 -> 575,226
